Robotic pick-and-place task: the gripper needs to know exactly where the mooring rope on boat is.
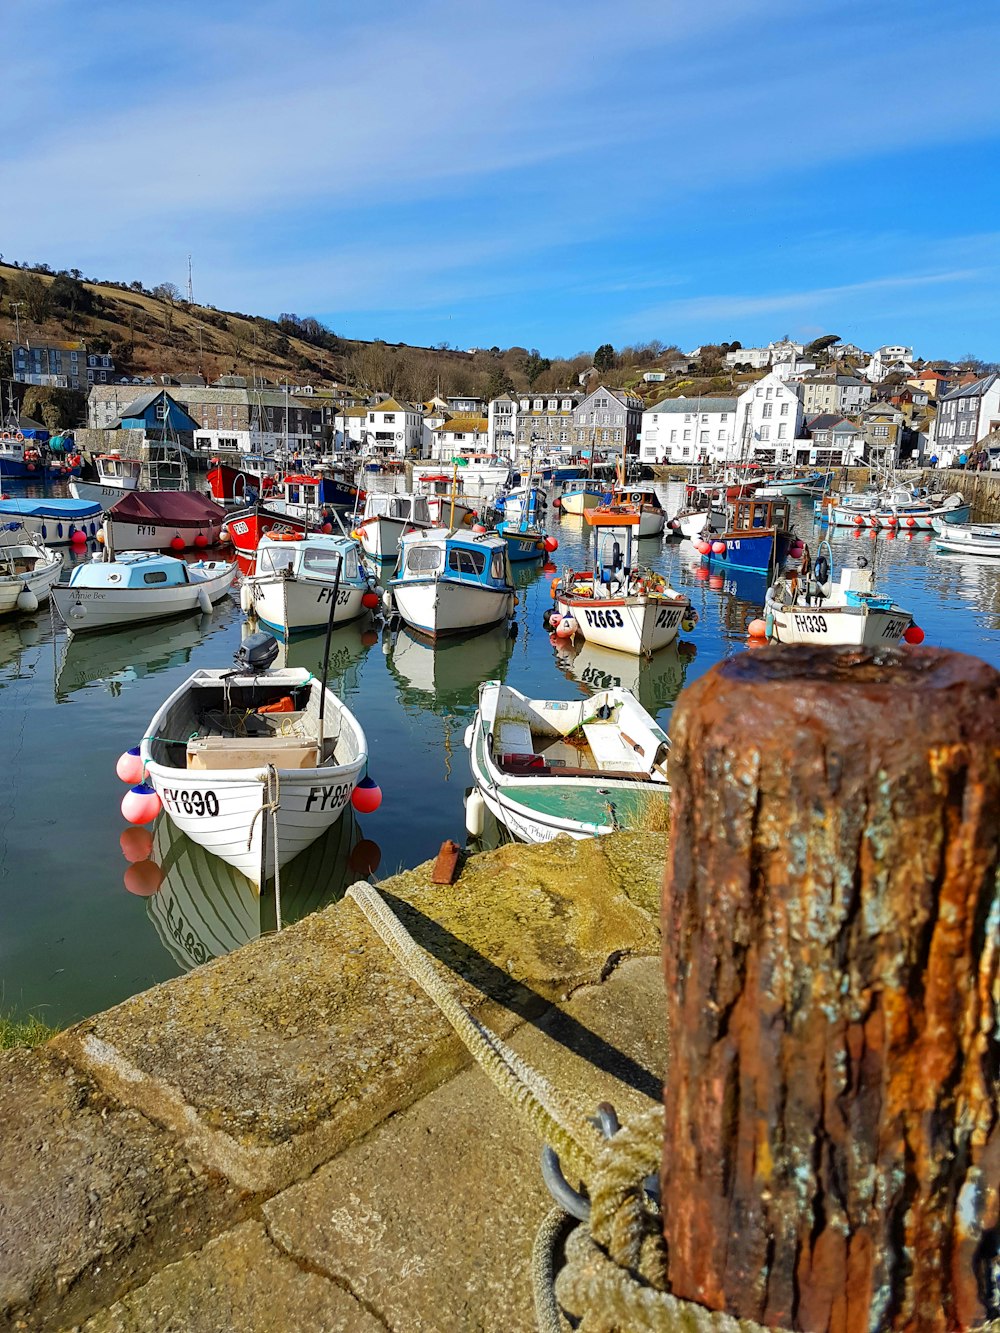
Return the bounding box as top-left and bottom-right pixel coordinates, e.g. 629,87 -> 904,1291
345,880 -> 782,1332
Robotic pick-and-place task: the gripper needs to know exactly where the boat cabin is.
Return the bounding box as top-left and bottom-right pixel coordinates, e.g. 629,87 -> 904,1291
729,495 -> 791,533
68,552 -> 195,589
254,535 -> 362,582
397,530 -> 512,587
362,492 -> 433,526
96,454 -> 142,488
612,487 -> 663,511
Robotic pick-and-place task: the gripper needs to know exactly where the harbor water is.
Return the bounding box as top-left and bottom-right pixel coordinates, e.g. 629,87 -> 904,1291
2,480 -> 1000,1027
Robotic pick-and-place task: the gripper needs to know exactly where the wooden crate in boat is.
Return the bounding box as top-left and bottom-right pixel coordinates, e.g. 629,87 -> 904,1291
186,735 -> 321,771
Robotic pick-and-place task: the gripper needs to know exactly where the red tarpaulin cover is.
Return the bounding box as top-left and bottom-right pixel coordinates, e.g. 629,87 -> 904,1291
109,490 -> 225,528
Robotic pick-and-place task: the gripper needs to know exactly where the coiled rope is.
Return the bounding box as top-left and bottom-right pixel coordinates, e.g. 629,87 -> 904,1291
346,881 -> 777,1333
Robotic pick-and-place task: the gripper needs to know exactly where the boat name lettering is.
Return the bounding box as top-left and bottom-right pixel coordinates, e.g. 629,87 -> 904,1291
316,587 -> 352,606
161,787 -> 220,818
654,608 -> 681,629
304,782 -> 352,813
794,614 -> 828,633
136,525 -> 157,536
231,521 -> 249,535
581,666 -> 622,689
883,618 -> 907,639
583,608 -> 624,629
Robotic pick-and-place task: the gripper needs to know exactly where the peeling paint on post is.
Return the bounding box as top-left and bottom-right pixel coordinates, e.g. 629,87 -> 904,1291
661,647 -> 1000,1331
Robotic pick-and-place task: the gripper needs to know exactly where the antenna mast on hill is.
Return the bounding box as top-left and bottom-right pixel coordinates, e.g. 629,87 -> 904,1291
186,255 -> 194,303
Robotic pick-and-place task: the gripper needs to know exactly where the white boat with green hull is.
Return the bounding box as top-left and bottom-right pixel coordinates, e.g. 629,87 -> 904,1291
464,680 -> 669,843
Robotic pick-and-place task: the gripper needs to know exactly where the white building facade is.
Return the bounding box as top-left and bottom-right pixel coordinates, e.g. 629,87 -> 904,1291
733,372 -> 805,464
639,397 -> 738,465
365,399 -> 424,459
487,394 -> 519,458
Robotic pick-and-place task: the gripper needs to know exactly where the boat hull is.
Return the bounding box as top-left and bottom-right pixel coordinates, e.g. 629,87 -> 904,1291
223,506 -> 308,554
557,595 -> 686,656
0,551 -> 62,616
52,565 -> 234,632
764,599 -> 912,646
560,486 -> 606,515
69,479 -> 139,509
934,519 -> 1000,556
584,508 -> 665,538
390,576 -> 515,638
106,518 -> 225,551
703,529 -> 794,574
357,514 -> 425,561
247,576 -> 368,636
0,509 -> 102,546
497,525 -> 546,561
673,508 -> 725,539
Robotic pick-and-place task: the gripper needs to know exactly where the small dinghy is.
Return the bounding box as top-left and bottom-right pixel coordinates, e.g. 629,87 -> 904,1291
464,680 -> 669,843
241,532 -> 377,637
933,518 -> 1000,557
0,539 -> 62,617
139,632 -> 368,888
762,542 -> 915,647
51,551 -> 235,633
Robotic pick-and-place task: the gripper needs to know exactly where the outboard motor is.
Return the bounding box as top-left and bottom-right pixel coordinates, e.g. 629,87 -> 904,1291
234,631 -> 279,674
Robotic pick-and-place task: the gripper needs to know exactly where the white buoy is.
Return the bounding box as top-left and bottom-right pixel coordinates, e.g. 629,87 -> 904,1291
68,602 -> 87,621
239,582 -> 253,613
16,587 -> 38,613
197,586 -> 212,613
465,788 -> 486,838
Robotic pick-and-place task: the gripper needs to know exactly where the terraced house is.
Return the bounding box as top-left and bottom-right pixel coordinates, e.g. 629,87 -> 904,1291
572,386 -> 643,456
639,397 -> 738,465
514,390 -> 582,454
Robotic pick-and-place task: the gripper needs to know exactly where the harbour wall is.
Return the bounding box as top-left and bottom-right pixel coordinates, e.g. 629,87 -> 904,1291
0,830 -> 667,1330
920,467 -> 1000,520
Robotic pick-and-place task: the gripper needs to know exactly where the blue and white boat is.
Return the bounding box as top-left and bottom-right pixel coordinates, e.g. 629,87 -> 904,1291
243,533 -> 376,637
495,518 -> 548,562
0,497 -> 103,546
388,528 -> 516,638
496,484 -> 546,525
698,494 -> 796,576
51,551 -> 235,632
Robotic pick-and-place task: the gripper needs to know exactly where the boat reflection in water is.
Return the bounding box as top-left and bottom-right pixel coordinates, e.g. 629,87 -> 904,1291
137,809 -> 379,973
553,636 -> 696,716
384,620 -> 517,714
245,615 -> 379,689
54,609 -> 230,699
0,616 -> 45,675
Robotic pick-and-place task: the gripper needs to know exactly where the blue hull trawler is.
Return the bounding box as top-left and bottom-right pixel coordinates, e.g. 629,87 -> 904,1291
697,494 -> 797,576
387,528 -> 516,639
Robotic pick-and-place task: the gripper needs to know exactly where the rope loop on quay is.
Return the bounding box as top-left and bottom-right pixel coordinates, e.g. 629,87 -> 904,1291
345,881 -> 786,1333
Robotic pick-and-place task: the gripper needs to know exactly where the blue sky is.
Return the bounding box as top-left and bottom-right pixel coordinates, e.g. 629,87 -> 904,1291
5,0 -> 1000,360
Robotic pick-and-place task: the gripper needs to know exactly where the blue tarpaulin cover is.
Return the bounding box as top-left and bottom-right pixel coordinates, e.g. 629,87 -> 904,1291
0,498 -> 102,519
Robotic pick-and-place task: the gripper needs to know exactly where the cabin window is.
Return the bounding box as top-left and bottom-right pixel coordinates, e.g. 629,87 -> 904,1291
143,571 -> 168,584
406,545 -> 443,574
448,547 -> 486,577
303,546 -> 357,579
490,550 -> 506,581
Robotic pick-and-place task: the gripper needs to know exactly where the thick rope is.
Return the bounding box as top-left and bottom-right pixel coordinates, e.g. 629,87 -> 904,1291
344,881 -> 797,1333
347,880 -> 604,1185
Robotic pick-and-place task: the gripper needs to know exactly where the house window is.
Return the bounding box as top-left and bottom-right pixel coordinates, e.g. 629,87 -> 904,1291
759,425 -> 770,441
682,430 -> 691,441
872,425 -> 889,438
699,431 -> 709,443
762,402 -> 773,419
777,424 -> 787,439
720,414 -> 728,422
669,430 -> 677,443
156,402 -> 167,419
383,413 -> 395,423
780,402 -> 789,415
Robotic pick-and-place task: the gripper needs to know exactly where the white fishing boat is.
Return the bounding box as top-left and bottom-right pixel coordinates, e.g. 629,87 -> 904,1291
825,484 -> 969,529
551,527 -> 693,657
412,471 -> 477,529
414,457 -> 511,497
355,492 -> 433,561
241,533 -> 376,637
51,551 -> 235,633
667,503 -> 727,539
464,681 -> 669,843
0,539 -> 62,617
559,482 -> 608,515
139,633 -> 368,888
387,528 -> 516,638
0,498 -> 103,546
933,518 -> 1000,557
69,453 -> 143,508
763,544 -> 914,646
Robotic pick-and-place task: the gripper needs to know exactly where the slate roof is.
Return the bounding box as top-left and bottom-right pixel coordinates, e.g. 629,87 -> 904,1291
645,397 -> 738,414
939,372 -> 999,401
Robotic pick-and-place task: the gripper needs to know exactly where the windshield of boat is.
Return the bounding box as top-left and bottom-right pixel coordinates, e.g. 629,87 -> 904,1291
405,543 -> 443,574
448,546 -> 486,578
303,546 -> 358,579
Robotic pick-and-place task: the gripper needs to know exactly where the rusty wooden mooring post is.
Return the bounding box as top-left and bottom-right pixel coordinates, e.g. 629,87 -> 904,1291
662,647 -> 999,1331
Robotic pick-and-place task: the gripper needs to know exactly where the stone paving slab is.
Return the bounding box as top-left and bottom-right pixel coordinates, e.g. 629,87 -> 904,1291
263,956 -> 667,1333
53,835 -> 662,1197
81,1221 -> 384,1333
0,1048 -> 246,1332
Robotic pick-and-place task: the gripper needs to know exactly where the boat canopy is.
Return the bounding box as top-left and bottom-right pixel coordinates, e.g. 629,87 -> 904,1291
109,490 -> 225,528
68,552 -> 192,589
255,534 -> 362,581
398,529 -> 511,587
0,497 -> 102,519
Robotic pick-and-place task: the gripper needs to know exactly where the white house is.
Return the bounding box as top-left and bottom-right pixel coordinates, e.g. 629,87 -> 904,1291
933,373 -> 1000,464
639,397 -> 738,465
771,358 -> 816,383
432,416 -> 490,461
487,394 -> 519,458
365,398 -> 424,459
733,373 -> 805,464
862,345 -> 916,383
725,340 -> 804,370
